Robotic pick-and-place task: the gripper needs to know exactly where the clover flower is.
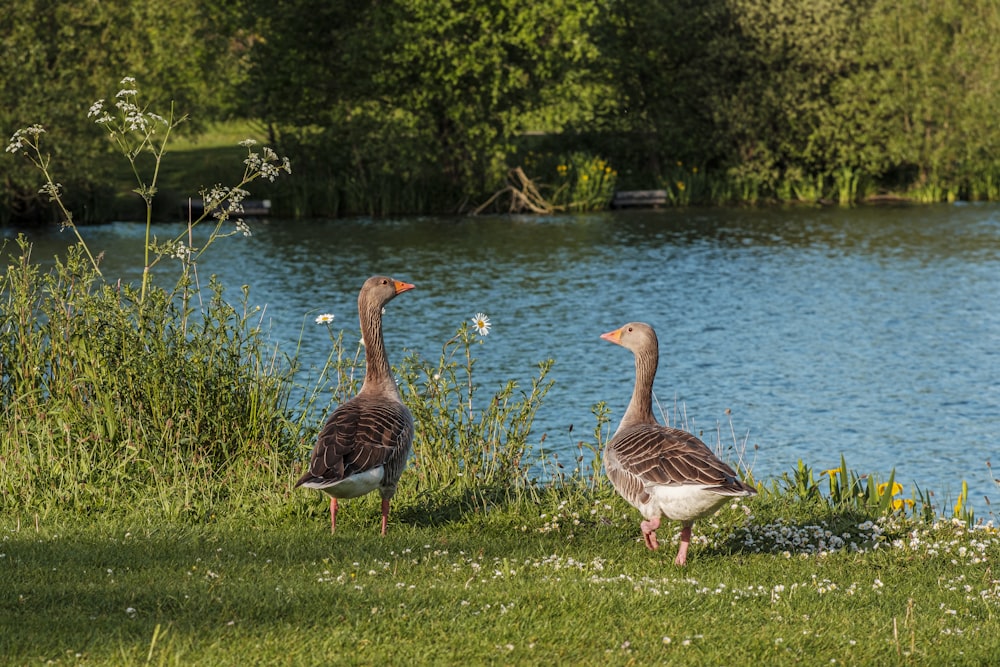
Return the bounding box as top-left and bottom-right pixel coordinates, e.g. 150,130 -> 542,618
471,313 -> 491,336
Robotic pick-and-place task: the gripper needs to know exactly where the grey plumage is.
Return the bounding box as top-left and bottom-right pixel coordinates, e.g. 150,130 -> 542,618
296,275 -> 415,535
601,321 -> 755,565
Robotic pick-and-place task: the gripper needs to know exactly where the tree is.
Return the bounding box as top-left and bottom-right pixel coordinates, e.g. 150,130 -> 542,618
839,0 -> 1000,197
1,0 -> 249,224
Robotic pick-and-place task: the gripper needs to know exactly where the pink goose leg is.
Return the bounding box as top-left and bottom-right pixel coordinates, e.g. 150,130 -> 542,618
675,524 -> 693,566
640,516 -> 661,550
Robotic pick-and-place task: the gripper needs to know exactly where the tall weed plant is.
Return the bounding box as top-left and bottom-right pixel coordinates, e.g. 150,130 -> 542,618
396,321 -> 554,506
3,77 -> 300,518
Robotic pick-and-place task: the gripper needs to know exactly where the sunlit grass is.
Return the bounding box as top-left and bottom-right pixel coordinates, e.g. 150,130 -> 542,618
2,494 -> 999,666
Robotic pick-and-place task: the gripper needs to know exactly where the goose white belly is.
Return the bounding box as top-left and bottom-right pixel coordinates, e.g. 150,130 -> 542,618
640,483 -> 730,522
300,467 -> 384,499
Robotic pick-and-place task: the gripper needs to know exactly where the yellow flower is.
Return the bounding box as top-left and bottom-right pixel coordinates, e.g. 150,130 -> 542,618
676,181 -> 686,191
954,480 -> 968,515
692,167 -> 699,174
891,498 -> 915,511
581,174 -> 589,181
821,468 -> 840,478
877,482 -> 903,497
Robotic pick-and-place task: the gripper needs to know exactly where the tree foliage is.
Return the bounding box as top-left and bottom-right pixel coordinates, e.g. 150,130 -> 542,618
1,0 -> 249,223
4,0 -> 1000,220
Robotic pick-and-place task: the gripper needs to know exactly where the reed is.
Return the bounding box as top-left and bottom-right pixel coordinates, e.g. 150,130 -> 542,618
658,161 -> 711,206
551,152 -> 618,212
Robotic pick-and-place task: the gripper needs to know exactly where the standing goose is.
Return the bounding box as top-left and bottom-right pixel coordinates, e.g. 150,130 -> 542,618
600,322 -> 756,565
296,275 -> 415,535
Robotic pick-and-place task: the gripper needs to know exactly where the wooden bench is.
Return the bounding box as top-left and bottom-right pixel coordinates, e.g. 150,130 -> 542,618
611,190 -> 669,208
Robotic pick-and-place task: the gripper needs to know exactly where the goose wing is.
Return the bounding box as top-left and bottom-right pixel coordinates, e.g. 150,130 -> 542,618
296,397 -> 413,488
605,423 -> 751,500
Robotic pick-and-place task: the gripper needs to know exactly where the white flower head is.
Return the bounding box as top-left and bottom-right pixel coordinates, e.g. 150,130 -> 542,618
315,313 -> 335,325
38,182 -> 62,201
471,313 -> 491,336
6,125 -> 45,153
173,242 -> 192,261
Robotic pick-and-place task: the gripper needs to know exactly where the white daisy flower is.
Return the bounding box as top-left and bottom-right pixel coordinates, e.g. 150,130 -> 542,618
471,312 -> 491,336
315,313 -> 335,325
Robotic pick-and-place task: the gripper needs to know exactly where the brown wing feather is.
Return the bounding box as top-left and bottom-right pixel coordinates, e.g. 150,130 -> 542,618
606,423 -> 753,494
295,395 -> 413,488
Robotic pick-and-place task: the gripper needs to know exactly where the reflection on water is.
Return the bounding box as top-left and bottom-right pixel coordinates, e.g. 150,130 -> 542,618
8,203 -> 1000,507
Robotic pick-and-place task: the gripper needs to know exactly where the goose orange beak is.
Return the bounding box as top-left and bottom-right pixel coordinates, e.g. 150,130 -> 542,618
394,280 -> 415,295
600,327 -> 623,345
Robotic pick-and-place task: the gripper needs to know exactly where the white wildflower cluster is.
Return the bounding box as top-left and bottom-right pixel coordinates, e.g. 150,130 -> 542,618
38,182 -> 62,201
88,78 -> 169,134
736,517 -> 890,555
5,124 -> 45,154
890,518 -> 999,565
201,185 -> 253,236
532,499 -> 615,537
87,99 -> 108,122
202,185 -> 250,220
172,242 -> 192,261
244,143 -> 291,182
234,219 -> 252,237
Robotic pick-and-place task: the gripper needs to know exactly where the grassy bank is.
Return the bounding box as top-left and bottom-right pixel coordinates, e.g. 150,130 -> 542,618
2,494 -> 999,666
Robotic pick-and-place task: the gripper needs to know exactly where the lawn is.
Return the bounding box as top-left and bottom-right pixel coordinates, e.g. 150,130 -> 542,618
3,492 -> 998,666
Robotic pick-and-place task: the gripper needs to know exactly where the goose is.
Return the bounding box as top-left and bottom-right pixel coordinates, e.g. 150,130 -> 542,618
296,275 -> 415,535
600,322 -> 756,565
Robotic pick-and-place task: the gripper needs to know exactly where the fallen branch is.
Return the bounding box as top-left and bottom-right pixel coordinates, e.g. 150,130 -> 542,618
472,167 -> 559,215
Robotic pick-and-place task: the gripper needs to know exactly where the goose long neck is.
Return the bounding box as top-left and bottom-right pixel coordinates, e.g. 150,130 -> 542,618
359,301 -> 392,389
622,344 -> 658,426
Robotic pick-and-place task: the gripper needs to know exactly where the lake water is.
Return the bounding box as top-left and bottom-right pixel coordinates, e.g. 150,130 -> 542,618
10,204 -> 1000,513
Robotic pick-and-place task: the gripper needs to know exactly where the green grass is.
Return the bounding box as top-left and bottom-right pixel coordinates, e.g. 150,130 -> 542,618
2,492 -> 999,666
